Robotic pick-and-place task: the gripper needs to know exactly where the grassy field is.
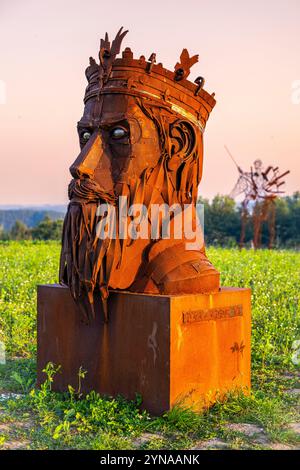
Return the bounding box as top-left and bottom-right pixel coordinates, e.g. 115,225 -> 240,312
0,241 -> 299,449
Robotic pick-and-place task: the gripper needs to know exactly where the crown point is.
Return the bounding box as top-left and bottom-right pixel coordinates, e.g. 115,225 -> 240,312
194,76 -> 205,96
85,57 -> 99,83
174,49 -> 199,81
156,62 -> 163,74
122,47 -> 133,59
148,53 -> 156,62
174,68 -> 185,81
146,53 -> 156,73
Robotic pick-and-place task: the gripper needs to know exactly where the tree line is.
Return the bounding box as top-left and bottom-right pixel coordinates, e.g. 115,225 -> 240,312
0,208 -> 65,231
199,191 -> 300,248
0,216 -> 63,241
0,192 -> 299,247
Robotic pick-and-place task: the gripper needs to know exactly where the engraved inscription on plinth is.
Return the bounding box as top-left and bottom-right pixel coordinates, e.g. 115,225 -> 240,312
182,304 -> 243,324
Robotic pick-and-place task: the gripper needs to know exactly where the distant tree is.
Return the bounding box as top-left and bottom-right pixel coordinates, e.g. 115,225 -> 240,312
198,192 -> 300,248
199,194 -> 240,246
31,216 -> 63,241
0,224 -> 9,241
274,191 -> 300,247
0,209 -> 66,231
10,220 -> 31,240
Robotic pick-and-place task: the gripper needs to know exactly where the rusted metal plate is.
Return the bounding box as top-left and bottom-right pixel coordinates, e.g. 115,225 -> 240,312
37,285 -> 251,415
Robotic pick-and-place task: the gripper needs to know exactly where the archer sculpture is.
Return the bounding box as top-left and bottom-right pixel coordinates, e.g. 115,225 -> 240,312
59,28 -> 220,322
226,146 -> 290,249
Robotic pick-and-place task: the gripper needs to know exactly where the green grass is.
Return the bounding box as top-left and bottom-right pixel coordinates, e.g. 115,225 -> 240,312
209,247 -> 300,370
0,242 -> 299,449
0,241 -> 60,357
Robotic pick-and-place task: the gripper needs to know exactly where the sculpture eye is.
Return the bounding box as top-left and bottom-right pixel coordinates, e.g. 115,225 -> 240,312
111,127 -> 128,139
82,131 -> 91,141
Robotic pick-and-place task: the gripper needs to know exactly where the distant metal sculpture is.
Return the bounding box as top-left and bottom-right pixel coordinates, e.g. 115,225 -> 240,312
226,146 -> 290,249
59,27 -> 220,323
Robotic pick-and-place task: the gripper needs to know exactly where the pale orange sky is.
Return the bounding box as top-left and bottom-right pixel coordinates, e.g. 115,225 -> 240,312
0,0 -> 299,204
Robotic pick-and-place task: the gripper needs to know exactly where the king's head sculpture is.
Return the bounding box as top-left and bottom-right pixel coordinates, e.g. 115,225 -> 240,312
59,27 -> 220,322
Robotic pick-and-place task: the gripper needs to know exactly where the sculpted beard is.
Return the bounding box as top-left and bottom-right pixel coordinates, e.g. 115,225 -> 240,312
59,178 -> 117,323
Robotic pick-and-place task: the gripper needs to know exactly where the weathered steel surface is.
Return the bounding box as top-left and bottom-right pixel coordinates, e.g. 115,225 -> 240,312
59,28 -> 220,322
37,285 -> 251,414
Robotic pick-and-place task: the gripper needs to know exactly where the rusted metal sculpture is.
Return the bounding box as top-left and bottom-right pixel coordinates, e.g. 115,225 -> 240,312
227,146 -> 290,249
59,27 -> 220,322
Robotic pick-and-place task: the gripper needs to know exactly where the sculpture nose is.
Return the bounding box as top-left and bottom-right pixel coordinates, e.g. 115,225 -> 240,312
69,131 -> 103,179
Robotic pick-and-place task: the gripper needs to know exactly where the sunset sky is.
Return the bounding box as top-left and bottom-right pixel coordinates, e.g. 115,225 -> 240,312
0,0 -> 299,205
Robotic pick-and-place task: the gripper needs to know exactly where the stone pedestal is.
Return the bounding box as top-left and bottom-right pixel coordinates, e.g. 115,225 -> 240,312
37,285 -> 251,415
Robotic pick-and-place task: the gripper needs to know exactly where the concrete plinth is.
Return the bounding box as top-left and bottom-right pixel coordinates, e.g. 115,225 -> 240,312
37,285 -> 251,415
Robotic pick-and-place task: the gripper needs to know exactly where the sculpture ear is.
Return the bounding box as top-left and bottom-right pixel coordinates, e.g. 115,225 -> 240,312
168,120 -> 197,170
